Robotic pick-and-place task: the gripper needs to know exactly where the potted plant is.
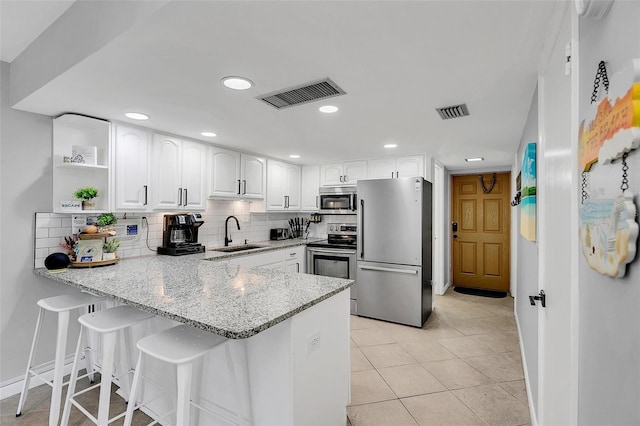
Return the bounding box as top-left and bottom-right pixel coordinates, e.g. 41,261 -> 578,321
74,187 -> 99,210
96,212 -> 117,234
103,238 -> 120,260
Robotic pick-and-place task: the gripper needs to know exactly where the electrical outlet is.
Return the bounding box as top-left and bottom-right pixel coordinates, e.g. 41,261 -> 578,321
307,331 -> 321,355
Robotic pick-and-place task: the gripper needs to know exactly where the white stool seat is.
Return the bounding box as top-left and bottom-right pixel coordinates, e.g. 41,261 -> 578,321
80,305 -> 155,333
137,324 -> 227,364
61,305 -> 155,426
124,325 -> 241,426
37,292 -> 105,312
16,292 -> 105,426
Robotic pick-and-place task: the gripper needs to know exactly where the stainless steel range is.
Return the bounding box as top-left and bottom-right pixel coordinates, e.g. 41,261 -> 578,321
307,224 -> 357,313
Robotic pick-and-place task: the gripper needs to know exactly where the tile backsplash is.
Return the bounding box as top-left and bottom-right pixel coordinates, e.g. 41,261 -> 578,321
34,199 -> 355,268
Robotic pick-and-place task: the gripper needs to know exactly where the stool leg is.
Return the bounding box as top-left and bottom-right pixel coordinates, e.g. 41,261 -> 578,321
123,352 -> 144,426
176,362 -> 193,426
83,306 -> 96,383
61,327 -> 85,426
118,327 -> 135,402
97,331 -> 117,426
15,307 -> 45,417
49,310 -> 70,426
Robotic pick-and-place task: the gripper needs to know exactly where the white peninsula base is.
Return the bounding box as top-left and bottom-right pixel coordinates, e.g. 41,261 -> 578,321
135,290 -> 351,425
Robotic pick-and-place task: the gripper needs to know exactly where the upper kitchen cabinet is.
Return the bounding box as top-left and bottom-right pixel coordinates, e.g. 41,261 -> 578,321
52,114 -> 111,213
266,159 -> 301,210
151,134 -> 207,211
113,124 -> 151,211
320,160 -> 367,186
209,147 -> 265,199
368,155 -> 425,179
301,165 -> 320,211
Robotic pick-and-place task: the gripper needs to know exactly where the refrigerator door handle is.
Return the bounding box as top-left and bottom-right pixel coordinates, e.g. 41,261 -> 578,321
358,265 -> 418,275
359,199 -> 364,258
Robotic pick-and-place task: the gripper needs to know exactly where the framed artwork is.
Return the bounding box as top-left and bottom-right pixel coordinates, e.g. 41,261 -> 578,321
521,143 -> 537,242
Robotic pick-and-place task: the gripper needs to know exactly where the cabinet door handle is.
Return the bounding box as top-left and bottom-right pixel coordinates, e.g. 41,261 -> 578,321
237,179 -> 241,195
316,195 -> 319,208
143,185 -> 148,205
184,188 -> 188,206
242,180 -> 247,195
391,172 -> 394,178
339,175 -> 344,183
297,262 -> 300,273
178,188 -> 183,206
344,175 -> 348,182
290,252 -> 296,256
284,195 -> 290,208
396,171 -> 399,178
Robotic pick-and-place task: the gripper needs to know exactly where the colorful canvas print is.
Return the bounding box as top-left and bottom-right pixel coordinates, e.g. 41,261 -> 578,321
521,143 -> 536,241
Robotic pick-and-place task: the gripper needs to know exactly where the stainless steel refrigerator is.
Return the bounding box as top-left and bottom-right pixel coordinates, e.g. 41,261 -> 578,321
356,177 -> 432,327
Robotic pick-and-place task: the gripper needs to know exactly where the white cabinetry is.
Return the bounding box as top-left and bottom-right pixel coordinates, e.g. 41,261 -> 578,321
300,165 -> 320,211
367,154 -> 425,179
113,125 -> 151,210
227,246 -> 306,273
285,246 -> 305,273
52,114 -> 111,213
267,159 -> 301,210
320,160 -> 367,186
209,148 -> 265,199
151,134 -> 207,211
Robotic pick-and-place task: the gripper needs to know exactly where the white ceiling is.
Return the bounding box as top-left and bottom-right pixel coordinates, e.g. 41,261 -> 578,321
2,0 -> 557,170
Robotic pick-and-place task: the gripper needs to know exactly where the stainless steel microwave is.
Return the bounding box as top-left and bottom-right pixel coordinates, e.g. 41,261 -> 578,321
319,186 -> 357,214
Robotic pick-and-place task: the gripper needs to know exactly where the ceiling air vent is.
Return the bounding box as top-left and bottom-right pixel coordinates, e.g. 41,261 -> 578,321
436,103 -> 470,120
258,78 -> 346,110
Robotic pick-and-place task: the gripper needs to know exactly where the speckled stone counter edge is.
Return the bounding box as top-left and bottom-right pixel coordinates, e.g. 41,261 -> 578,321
33,239 -> 352,339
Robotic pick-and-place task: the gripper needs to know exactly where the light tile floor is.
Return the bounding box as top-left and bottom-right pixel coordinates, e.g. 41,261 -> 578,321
1,287 -> 528,425
347,287 -> 530,426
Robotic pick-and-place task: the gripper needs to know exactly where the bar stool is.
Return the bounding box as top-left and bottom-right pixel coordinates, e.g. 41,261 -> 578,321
61,305 -> 155,426
16,292 -> 105,425
123,324 -> 243,426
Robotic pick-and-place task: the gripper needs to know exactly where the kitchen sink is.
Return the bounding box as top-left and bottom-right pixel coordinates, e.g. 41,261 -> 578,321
211,244 -> 266,253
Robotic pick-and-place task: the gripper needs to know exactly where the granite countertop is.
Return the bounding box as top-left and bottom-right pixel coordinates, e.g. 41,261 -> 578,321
34,239 -> 351,339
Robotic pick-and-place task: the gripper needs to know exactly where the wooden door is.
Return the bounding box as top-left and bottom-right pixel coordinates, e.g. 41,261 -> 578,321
451,172 -> 511,291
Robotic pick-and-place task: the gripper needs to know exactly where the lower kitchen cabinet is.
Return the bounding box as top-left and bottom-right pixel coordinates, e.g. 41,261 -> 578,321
228,246 -> 306,272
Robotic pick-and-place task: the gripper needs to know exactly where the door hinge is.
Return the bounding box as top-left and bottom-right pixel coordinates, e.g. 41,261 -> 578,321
529,290 -> 546,308
565,42 -> 572,76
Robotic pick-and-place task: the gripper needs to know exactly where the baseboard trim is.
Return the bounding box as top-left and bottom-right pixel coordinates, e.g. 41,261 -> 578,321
0,355 -> 76,400
515,312 -> 538,426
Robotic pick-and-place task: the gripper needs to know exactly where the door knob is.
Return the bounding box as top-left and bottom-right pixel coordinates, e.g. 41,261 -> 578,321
453,234 -> 458,239
529,290 -> 546,307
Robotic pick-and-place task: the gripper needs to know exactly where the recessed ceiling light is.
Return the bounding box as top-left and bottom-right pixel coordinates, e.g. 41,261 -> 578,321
222,76 -> 253,90
201,132 -> 217,137
125,112 -> 149,120
289,154 -> 300,159
319,105 -> 338,113
384,144 -> 397,149
465,157 -> 485,162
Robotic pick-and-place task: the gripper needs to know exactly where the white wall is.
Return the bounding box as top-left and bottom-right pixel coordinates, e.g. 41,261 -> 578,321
514,89 -> 540,413
576,2 -> 640,424
0,61 -> 81,387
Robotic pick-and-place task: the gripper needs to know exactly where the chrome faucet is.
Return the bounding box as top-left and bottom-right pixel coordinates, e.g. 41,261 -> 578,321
225,215 -> 240,246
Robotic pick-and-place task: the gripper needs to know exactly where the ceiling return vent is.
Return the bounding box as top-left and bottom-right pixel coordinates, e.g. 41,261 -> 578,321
436,103 -> 470,120
258,78 -> 346,110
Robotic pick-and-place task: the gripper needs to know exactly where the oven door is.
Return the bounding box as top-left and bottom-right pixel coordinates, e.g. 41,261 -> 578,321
306,247 -> 357,313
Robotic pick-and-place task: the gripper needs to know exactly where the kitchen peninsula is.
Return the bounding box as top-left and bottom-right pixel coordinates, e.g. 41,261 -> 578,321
34,249 -> 353,425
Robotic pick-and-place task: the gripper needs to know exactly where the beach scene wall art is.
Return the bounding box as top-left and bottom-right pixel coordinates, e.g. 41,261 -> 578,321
521,143 -> 537,242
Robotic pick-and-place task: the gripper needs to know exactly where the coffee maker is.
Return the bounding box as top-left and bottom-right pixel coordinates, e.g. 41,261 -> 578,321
157,213 -> 205,256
